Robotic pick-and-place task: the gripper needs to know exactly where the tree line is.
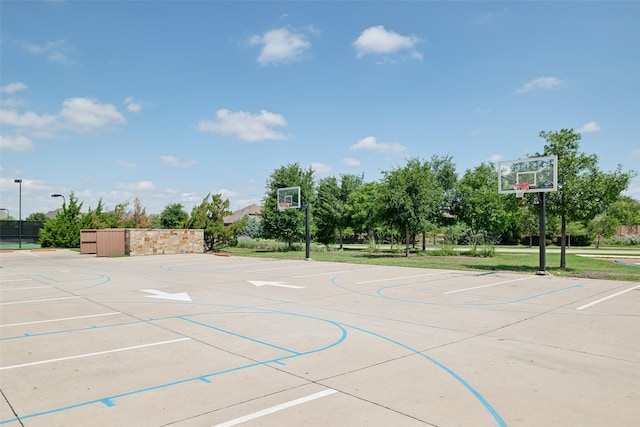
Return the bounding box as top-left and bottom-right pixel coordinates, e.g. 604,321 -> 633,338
12,128 -> 638,269
259,128 -> 636,269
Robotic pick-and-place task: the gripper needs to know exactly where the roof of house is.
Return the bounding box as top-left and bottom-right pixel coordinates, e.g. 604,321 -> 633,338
223,204 -> 262,224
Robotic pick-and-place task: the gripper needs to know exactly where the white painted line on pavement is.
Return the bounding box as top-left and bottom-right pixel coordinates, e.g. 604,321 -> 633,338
245,265 -> 310,273
214,389 -> 338,427
294,269 -> 365,278
576,285 -> 640,310
445,276 -> 533,294
0,296 -> 80,306
0,286 -> 51,291
0,312 -> 121,328
295,267 -> 386,279
0,337 -> 190,371
357,271 -> 451,285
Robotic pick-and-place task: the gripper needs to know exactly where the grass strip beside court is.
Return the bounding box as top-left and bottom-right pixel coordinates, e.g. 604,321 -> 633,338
225,247 -> 640,282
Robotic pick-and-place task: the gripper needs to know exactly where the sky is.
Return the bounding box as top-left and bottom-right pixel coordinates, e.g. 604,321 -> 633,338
1,0 -> 639,218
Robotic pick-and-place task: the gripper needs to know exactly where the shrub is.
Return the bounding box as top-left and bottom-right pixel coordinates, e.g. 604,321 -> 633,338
602,236 -> 639,246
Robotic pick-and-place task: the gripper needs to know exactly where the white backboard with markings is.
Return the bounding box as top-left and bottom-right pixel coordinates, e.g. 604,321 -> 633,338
498,155 -> 558,195
277,186 -> 301,211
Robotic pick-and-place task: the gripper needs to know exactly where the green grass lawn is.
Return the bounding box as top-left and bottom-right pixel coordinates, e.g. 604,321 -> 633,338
224,245 -> 640,282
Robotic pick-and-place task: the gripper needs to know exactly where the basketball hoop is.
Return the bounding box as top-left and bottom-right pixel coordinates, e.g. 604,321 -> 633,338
277,202 -> 291,212
513,183 -> 530,198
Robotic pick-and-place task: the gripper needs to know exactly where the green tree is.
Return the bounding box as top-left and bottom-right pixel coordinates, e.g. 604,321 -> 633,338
315,173 -> 363,248
381,157 -> 442,257
423,155 -> 458,248
453,162 -> 512,239
260,163 -> 315,249
538,128 -> 636,268
346,181 -> 384,246
39,192 -> 83,248
185,193 -> 239,251
589,215 -> 619,249
428,154 -> 458,216
81,199 -> 127,229
25,212 -> 48,221
519,207 -> 539,247
608,196 -> 640,226
159,203 -> 188,229
240,215 -> 263,239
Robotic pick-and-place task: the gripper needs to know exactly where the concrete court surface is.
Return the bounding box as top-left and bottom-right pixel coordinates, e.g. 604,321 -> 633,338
0,250 -> 638,427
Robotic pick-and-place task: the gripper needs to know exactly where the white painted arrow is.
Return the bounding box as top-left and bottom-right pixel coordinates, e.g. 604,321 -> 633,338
248,280 -> 304,289
141,289 -> 192,301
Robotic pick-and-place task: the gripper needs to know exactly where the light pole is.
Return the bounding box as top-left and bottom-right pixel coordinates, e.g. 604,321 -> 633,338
51,193 -> 66,208
14,179 -> 22,249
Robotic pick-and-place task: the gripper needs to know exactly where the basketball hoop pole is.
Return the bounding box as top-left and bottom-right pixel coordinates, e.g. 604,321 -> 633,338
537,192 -> 547,275
304,204 -> 311,260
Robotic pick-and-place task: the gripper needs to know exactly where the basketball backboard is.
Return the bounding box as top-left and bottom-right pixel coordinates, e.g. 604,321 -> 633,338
277,186 -> 301,211
498,155 -> 558,195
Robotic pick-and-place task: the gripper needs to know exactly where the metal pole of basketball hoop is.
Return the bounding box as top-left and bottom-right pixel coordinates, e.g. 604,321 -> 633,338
515,183 -> 547,275
303,204 -> 311,261
537,192 -> 547,275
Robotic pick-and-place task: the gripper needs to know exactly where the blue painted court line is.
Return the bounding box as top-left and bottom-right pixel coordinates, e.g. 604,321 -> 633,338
330,270 -> 464,297
376,282 -> 587,307
0,310 -> 348,425
0,318 -> 148,342
35,274 -> 58,283
345,323 -> 508,427
178,316 -> 301,355
0,273 -> 110,304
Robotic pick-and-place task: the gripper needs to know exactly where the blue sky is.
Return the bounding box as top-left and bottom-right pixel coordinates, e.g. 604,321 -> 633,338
1,0 -> 639,218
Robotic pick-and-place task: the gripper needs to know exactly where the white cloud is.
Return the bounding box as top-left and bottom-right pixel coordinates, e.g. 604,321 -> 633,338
1,82 -> 28,94
353,25 -> 422,60
489,154 -> 505,162
350,136 -> 407,154
310,162 -> 332,177
59,97 -> 126,133
343,157 -> 361,167
181,192 -> 203,204
124,96 -> 142,113
630,148 -> 640,159
218,188 -> 240,198
0,109 -> 58,138
516,76 -> 564,93
160,155 -> 197,168
0,135 -> 34,151
115,181 -> 156,191
1,97 -> 125,138
0,98 -> 27,108
197,109 -> 288,142
0,177 -> 51,191
250,28 -> 311,65
577,121 -> 601,133
17,39 -> 75,63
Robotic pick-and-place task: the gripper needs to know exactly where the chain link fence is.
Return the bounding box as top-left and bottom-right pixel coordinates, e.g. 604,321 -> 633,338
0,221 -> 46,246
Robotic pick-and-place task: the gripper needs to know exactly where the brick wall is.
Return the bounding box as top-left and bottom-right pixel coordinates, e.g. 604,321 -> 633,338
126,229 -> 204,256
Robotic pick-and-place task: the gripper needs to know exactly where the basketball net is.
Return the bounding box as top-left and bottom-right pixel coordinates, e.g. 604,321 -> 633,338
513,183 -> 530,198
